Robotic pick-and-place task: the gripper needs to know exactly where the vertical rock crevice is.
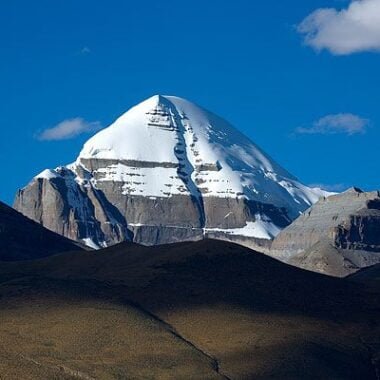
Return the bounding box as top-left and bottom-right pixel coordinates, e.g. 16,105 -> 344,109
161,96 -> 206,228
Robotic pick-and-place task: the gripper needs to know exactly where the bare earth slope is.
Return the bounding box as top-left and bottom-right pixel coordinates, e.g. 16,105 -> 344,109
0,239 -> 379,379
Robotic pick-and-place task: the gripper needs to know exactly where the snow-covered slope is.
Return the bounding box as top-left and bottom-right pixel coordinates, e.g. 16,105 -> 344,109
79,95 -> 326,213
15,95 -> 330,247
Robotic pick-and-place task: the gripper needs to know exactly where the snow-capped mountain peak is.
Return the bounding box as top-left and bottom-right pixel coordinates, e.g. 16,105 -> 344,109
77,95 -> 327,213
16,95 -> 331,248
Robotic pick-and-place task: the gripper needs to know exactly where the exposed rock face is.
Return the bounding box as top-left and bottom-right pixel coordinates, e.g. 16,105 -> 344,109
14,95 -> 328,248
270,188 -> 380,277
0,201 -> 83,261
14,168 -> 132,248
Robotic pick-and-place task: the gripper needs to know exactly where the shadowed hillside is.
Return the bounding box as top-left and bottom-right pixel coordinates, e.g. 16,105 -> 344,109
0,201 -> 83,261
0,239 -> 379,379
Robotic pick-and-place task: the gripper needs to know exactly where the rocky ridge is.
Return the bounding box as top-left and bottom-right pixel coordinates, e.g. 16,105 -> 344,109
270,188 -> 380,276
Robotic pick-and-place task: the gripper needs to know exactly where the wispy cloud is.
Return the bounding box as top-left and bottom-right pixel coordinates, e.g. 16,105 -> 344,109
80,46 -> 91,55
37,118 -> 102,141
295,113 -> 369,135
308,183 -> 350,192
298,0 -> 380,55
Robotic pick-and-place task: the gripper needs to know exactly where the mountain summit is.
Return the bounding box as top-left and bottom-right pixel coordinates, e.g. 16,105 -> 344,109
15,95 -> 328,248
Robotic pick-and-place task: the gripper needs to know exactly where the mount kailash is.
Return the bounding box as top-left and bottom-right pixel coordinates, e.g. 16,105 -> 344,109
15,95 -> 329,248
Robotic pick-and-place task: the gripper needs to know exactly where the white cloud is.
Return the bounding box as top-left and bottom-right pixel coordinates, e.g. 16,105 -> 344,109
296,113 -> 369,135
38,118 -> 102,141
298,0 -> 380,55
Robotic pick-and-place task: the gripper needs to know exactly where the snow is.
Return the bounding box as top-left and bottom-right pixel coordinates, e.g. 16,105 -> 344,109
82,237 -> 100,249
79,96 -> 179,163
35,169 -> 60,180
205,214 -> 282,240
76,95 -> 330,217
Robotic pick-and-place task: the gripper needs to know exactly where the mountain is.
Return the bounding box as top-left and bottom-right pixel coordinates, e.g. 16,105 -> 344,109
0,200 -> 83,260
0,239 -> 378,379
270,188 -> 380,277
14,95 -> 328,248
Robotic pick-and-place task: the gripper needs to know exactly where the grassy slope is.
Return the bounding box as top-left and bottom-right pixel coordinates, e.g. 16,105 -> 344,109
0,277 -> 223,380
0,239 -> 379,379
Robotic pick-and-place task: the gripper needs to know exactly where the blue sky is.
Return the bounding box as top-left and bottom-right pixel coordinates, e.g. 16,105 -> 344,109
1,0 -> 379,205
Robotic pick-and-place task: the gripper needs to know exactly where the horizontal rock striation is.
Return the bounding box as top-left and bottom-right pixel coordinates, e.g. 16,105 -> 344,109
15,165 -> 292,247
270,188 -> 380,276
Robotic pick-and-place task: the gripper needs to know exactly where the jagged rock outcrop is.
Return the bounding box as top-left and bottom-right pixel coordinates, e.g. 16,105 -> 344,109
270,188 -> 380,277
14,95 -> 328,248
0,201 -> 84,260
